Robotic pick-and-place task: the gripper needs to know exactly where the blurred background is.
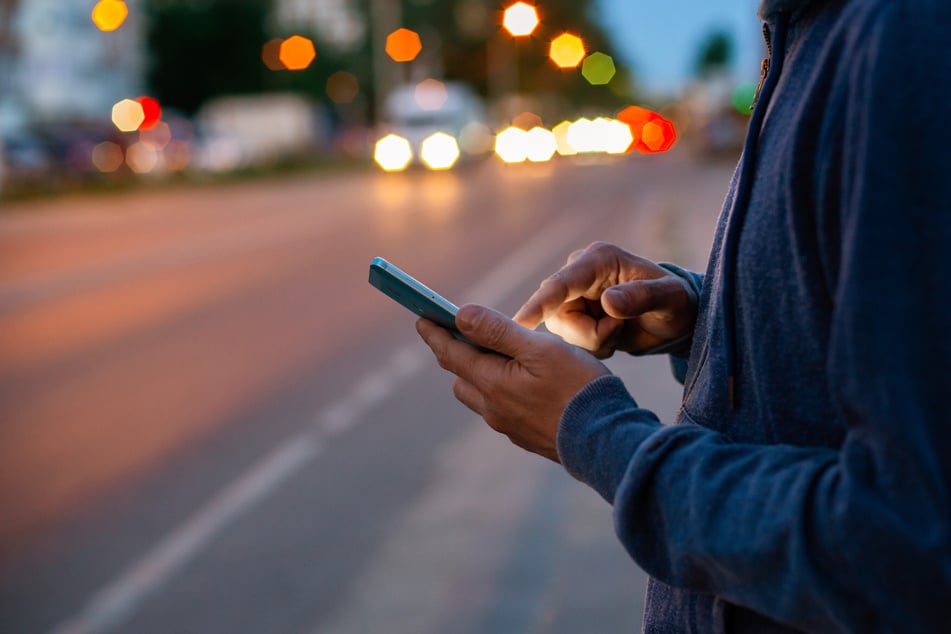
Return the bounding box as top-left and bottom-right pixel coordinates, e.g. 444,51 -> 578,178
1,1 -> 757,632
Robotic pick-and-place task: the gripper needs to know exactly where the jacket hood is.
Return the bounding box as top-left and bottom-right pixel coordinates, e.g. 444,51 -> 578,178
758,0 -> 817,21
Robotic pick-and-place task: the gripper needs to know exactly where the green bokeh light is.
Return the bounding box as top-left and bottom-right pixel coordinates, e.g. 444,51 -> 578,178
581,52 -> 616,86
732,81 -> 758,114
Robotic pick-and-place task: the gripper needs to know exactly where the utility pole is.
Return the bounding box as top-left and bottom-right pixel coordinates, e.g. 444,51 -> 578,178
369,0 -> 401,125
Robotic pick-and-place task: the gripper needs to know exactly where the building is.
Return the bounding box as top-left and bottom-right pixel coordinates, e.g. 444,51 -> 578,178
2,0 -> 143,129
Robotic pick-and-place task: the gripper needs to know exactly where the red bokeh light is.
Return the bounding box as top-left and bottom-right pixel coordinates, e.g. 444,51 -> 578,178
136,96 -> 162,131
617,105 -> 676,154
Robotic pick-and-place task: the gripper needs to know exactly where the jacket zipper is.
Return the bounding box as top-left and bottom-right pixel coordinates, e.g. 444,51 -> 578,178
750,23 -> 773,111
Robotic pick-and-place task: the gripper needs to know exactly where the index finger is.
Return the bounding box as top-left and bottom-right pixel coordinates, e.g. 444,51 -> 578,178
513,260 -> 602,330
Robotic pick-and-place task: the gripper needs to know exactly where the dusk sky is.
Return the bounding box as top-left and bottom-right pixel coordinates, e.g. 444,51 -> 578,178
595,0 -> 763,95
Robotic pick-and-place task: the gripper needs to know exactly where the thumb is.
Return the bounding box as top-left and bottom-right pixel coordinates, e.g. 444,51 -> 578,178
601,277 -> 683,319
456,304 -> 536,358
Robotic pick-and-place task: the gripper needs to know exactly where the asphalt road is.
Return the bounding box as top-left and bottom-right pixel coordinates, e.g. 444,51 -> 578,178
0,152 -> 731,634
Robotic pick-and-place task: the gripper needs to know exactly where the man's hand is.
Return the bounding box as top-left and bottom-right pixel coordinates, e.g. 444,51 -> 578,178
513,242 -> 697,358
416,304 -> 609,463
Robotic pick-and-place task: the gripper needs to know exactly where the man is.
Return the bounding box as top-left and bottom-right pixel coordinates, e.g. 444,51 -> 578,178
417,0 -> 951,631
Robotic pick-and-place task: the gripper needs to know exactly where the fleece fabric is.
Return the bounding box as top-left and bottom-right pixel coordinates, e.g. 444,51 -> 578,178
556,0 -> 951,631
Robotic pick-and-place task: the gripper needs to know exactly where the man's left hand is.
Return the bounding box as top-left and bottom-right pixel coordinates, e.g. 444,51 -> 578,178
416,304 -> 609,463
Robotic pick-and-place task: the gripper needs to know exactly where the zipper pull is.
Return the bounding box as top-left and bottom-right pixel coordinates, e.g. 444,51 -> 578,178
750,23 -> 772,111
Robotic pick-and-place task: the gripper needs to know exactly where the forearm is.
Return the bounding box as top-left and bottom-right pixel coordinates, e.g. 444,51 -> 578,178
558,377 -> 950,632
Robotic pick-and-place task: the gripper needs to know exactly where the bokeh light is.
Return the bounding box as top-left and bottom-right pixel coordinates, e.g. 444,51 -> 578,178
732,81 -> 758,114
415,79 -> 448,111
279,35 -> 316,71
420,132 -> 460,170
126,142 -> 160,174
459,122 -> 495,155
140,121 -> 171,149
525,127 -> 557,162
566,117 -> 632,154
91,0 -> 128,32
262,38 -> 286,71
91,142 -> 124,173
552,120 -> 577,156
494,126 -> 530,163
502,2 -> 539,37
549,33 -> 585,69
327,71 -> 359,104
386,28 -> 422,63
136,96 -> 162,131
112,98 -> 145,132
374,134 -> 413,172
617,105 -> 676,154
581,52 -> 616,85
512,111 -> 543,130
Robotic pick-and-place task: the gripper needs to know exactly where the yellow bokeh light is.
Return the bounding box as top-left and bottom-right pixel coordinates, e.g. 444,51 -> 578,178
327,71 -> 359,104
494,126 -> 529,163
112,98 -> 145,132
502,2 -> 539,37
552,120 -> 577,156
386,28 -> 422,63
549,33 -> 586,69
374,134 -> 413,172
420,132 -> 460,170
280,35 -> 316,71
415,79 -> 448,111
92,0 -> 128,32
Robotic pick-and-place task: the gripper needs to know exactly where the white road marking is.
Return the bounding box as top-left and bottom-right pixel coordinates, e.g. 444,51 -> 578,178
52,436 -> 320,634
49,206 -> 598,634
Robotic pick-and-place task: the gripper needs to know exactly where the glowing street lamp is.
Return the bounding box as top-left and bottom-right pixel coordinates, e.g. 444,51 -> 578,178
502,2 -> 539,37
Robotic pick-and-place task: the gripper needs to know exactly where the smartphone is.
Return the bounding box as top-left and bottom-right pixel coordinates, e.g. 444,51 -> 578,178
368,257 -> 477,346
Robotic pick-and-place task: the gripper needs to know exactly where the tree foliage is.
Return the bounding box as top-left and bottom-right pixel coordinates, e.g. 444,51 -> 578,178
144,0 -> 634,117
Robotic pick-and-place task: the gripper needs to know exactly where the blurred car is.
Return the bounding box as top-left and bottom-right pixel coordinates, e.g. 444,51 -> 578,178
374,81 -> 492,171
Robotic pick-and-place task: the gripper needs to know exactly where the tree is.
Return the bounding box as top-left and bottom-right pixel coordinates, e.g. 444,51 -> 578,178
144,0 -> 272,114
694,30 -> 734,78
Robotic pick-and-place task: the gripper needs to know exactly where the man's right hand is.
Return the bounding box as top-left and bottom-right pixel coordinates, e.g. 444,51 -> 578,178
513,242 -> 698,358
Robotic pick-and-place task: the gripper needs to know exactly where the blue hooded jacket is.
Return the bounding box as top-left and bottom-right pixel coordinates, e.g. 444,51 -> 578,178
556,0 -> 951,631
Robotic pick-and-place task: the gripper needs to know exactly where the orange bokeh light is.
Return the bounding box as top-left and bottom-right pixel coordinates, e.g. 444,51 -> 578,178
327,71 -> 359,104
91,0 -> 128,32
549,33 -> 586,69
385,28 -> 422,63
262,38 -> 286,71
502,2 -> 539,37
512,111 -> 543,130
617,105 -> 677,153
279,35 -> 316,71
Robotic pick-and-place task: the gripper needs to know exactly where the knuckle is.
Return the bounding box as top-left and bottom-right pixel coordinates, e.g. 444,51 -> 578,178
480,315 -> 509,350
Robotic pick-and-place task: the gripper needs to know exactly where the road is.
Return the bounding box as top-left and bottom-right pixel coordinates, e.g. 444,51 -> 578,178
0,152 -> 731,634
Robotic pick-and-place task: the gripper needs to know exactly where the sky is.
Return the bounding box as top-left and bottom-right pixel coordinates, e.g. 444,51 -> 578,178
595,0 -> 763,95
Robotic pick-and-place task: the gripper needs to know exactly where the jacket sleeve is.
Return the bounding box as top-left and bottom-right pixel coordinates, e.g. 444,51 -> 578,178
641,263 -> 703,385
557,3 -> 951,632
